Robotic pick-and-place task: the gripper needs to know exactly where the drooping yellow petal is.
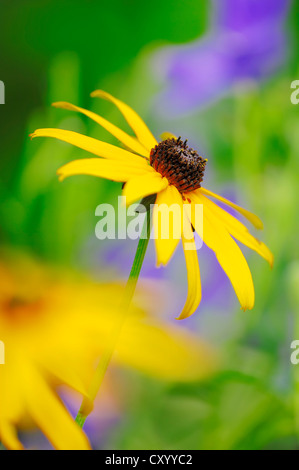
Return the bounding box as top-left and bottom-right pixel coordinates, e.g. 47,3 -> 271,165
57,158 -> 149,182
0,421 -> 24,450
123,172 -> 168,206
30,128 -> 149,168
190,194 -> 255,311
52,102 -> 149,158
199,187 -> 263,230
24,365 -> 91,450
177,225 -> 202,320
90,90 -> 157,152
153,185 -> 184,266
160,132 -> 178,141
199,193 -> 273,267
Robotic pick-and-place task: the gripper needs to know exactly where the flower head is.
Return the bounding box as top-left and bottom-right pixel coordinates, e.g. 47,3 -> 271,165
150,137 -> 207,193
0,250 -> 214,449
31,91 -> 273,319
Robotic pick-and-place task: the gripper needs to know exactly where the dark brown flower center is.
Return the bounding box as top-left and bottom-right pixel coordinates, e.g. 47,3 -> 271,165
150,137 -> 207,193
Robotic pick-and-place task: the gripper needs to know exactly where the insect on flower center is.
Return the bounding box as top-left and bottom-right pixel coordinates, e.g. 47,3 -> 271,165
150,137 -> 207,193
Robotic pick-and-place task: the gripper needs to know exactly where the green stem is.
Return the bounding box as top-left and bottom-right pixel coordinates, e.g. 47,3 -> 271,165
75,195 -> 154,428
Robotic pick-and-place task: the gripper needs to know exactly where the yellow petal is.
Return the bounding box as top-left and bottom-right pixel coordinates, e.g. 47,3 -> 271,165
123,172 -> 168,206
30,128 -> 148,168
153,185 -> 183,266
190,194 -> 255,311
90,90 -> 157,152
199,187 -> 263,230
117,313 -> 215,381
57,158 -> 149,182
177,227 -> 202,320
160,132 -> 177,141
45,361 -> 89,399
24,365 -> 91,450
52,101 -> 149,158
199,193 -> 273,267
0,421 -> 24,450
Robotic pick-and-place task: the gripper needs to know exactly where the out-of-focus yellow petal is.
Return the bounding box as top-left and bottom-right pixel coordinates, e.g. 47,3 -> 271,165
44,362 -> 89,399
190,193 -> 255,311
199,193 -> 273,267
91,90 -> 157,152
177,218 -> 202,320
30,128 -> 148,167
123,172 -> 168,206
160,132 -> 177,141
153,185 -> 183,266
116,314 -> 215,381
57,158 -> 149,182
0,421 -> 24,450
24,365 -> 91,450
0,252 -> 218,449
52,102 -> 149,158
199,187 -> 263,230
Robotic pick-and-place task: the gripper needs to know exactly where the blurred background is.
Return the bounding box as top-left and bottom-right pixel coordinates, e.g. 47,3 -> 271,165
1,0 -> 299,450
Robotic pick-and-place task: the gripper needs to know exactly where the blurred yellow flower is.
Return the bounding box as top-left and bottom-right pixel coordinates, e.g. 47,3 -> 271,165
31,91 -> 273,319
0,250 -> 216,450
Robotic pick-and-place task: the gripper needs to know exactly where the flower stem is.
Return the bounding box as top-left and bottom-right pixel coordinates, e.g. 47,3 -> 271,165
75,195 -> 155,428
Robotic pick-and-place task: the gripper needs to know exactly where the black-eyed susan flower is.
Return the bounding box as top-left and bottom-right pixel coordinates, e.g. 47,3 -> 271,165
30,91 -> 273,319
0,250 -> 215,450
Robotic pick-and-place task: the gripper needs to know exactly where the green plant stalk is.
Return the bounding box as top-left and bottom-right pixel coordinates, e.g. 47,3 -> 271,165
75,196 -> 154,428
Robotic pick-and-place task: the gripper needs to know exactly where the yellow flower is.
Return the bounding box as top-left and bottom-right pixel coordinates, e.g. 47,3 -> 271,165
30,91 -> 273,319
0,250 -> 216,450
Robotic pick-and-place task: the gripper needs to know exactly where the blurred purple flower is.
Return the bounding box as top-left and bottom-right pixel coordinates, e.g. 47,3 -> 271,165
154,0 -> 290,115
216,0 -> 289,31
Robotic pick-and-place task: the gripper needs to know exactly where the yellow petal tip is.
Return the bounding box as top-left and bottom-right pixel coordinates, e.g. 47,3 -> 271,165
52,101 -> 64,108
57,169 -> 66,182
155,259 -> 165,268
257,221 -> 264,230
175,315 -> 186,321
90,90 -> 102,98
240,303 -> 254,312
269,254 -> 274,269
